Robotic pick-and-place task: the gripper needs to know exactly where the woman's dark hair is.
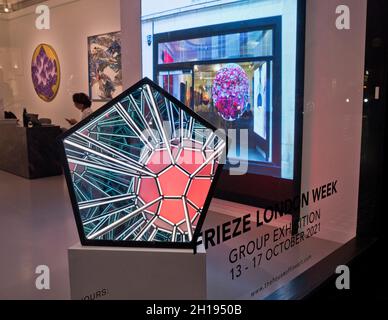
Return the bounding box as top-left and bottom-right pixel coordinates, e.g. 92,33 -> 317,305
73,93 -> 92,109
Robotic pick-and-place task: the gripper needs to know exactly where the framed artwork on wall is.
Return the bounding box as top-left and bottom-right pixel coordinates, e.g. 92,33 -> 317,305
88,31 -> 122,101
31,43 -> 61,102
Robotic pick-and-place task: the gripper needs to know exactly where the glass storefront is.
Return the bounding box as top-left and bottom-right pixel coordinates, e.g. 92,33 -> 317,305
152,19 -> 283,178
0,0 -> 385,302
142,1 -> 302,181
142,0 -> 302,210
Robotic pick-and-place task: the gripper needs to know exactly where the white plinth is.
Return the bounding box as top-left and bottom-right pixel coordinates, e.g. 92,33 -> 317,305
68,244 -> 207,300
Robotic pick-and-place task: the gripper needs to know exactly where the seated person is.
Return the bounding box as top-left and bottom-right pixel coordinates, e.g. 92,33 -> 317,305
66,93 -> 93,126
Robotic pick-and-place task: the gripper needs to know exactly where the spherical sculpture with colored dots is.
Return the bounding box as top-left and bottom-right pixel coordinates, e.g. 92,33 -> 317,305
212,64 -> 249,122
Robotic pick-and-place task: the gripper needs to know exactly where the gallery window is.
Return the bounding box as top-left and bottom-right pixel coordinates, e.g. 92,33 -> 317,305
154,20 -> 280,177
142,1 -> 303,208
157,29 -> 273,64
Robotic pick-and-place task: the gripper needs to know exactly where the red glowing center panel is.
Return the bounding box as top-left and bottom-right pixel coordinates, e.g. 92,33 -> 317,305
138,141 -> 215,232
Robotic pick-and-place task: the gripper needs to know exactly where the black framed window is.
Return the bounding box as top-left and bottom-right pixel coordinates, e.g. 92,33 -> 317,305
153,17 -> 282,177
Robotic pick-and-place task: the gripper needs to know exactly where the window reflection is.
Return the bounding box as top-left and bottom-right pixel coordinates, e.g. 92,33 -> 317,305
158,30 -> 273,64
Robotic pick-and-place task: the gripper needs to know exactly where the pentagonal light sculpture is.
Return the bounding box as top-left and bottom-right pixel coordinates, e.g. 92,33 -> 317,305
59,78 -> 227,249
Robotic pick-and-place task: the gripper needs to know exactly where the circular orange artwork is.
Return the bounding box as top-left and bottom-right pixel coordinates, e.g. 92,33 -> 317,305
31,44 -> 60,102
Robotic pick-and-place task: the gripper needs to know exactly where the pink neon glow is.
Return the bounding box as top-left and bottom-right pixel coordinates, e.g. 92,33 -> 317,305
187,178 -> 212,209
137,143 -> 217,233
158,166 -> 188,196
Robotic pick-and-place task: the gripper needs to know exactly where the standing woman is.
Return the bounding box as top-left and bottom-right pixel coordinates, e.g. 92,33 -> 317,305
66,93 -> 93,126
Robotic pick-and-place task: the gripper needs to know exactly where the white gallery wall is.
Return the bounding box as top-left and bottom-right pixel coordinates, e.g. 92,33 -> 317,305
120,0 -> 141,89
0,19 -> 9,46
0,0 -> 120,127
300,0 -> 366,243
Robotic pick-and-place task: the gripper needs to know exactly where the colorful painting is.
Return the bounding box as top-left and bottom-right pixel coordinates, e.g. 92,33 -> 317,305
212,64 -> 249,122
88,31 -> 122,101
31,44 -> 60,102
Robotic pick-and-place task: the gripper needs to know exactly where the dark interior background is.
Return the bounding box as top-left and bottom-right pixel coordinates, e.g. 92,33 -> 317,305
357,0 -> 388,241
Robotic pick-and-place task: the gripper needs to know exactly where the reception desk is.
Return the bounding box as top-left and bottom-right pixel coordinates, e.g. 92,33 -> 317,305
0,125 -> 63,179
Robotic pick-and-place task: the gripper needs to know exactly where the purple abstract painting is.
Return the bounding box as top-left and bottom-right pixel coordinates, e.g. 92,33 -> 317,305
31,44 -> 60,102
